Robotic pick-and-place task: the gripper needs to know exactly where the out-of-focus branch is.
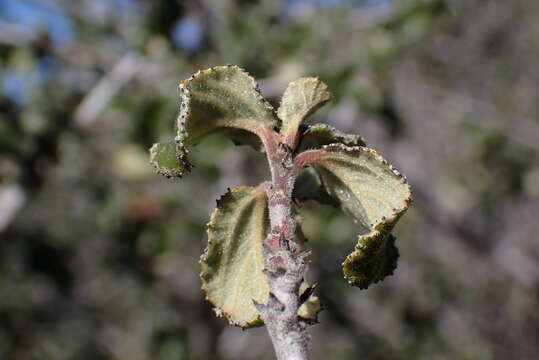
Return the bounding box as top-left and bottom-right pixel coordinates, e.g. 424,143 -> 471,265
73,54 -> 143,128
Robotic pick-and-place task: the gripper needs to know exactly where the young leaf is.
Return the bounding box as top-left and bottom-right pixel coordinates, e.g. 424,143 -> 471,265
278,77 -> 330,147
299,123 -> 366,151
295,144 -> 411,289
149,140 -> 190,178
200,186 -> 271,328
150,66 -> 279,178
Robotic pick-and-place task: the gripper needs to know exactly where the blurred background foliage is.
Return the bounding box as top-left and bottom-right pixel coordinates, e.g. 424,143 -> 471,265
1,0 -> 539,359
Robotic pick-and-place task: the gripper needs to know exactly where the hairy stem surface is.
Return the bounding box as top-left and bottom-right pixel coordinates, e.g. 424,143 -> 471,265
257,129 -> 310,360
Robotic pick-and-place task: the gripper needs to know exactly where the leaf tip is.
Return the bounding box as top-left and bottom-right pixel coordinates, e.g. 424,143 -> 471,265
149,141 -> 190,179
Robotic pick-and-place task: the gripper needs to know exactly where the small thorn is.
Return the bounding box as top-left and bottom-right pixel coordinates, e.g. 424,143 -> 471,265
299,284 -> 317,304
296,249 -> 312,262
267,293 -> 285,312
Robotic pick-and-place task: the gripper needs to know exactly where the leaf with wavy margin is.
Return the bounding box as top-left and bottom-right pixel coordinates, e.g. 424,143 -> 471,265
150,66 -> 279,178
278,77 -> 330,146
299,123 -> 366,151
200,186 -> 271,328
296,144 -> 411,289
149,140 -> 189,178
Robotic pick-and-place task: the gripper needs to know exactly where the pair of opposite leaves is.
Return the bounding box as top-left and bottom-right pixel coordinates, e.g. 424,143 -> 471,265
150,66 -> 411,328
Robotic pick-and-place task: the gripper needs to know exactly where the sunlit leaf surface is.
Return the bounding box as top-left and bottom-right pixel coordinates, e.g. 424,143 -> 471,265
298,144 -> 411,288
178,65 -> 278,145
278,77 -> 330,142
150,66 -> 279,178
199,186 -> 271,328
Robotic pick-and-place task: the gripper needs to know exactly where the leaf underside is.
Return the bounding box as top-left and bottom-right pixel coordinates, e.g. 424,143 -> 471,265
150,66 -> 279,178
293,166 -> 339,206
200,186 -> 270,328
298,144 -> 411,289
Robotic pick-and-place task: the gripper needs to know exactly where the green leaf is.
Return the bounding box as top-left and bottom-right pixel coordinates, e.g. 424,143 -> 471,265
298,144 -> 411,289
149,140 -> 190,178
178,65 -> 278,145
342,232 -> 400,290
200,186 -> 271,328
150,66 -> 279,178
299,123 -> 366,151
278,77 -> 330,146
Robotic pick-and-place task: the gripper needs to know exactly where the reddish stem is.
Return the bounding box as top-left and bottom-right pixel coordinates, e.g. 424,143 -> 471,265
292,148 -> 328,175
257,126 -> 310,360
